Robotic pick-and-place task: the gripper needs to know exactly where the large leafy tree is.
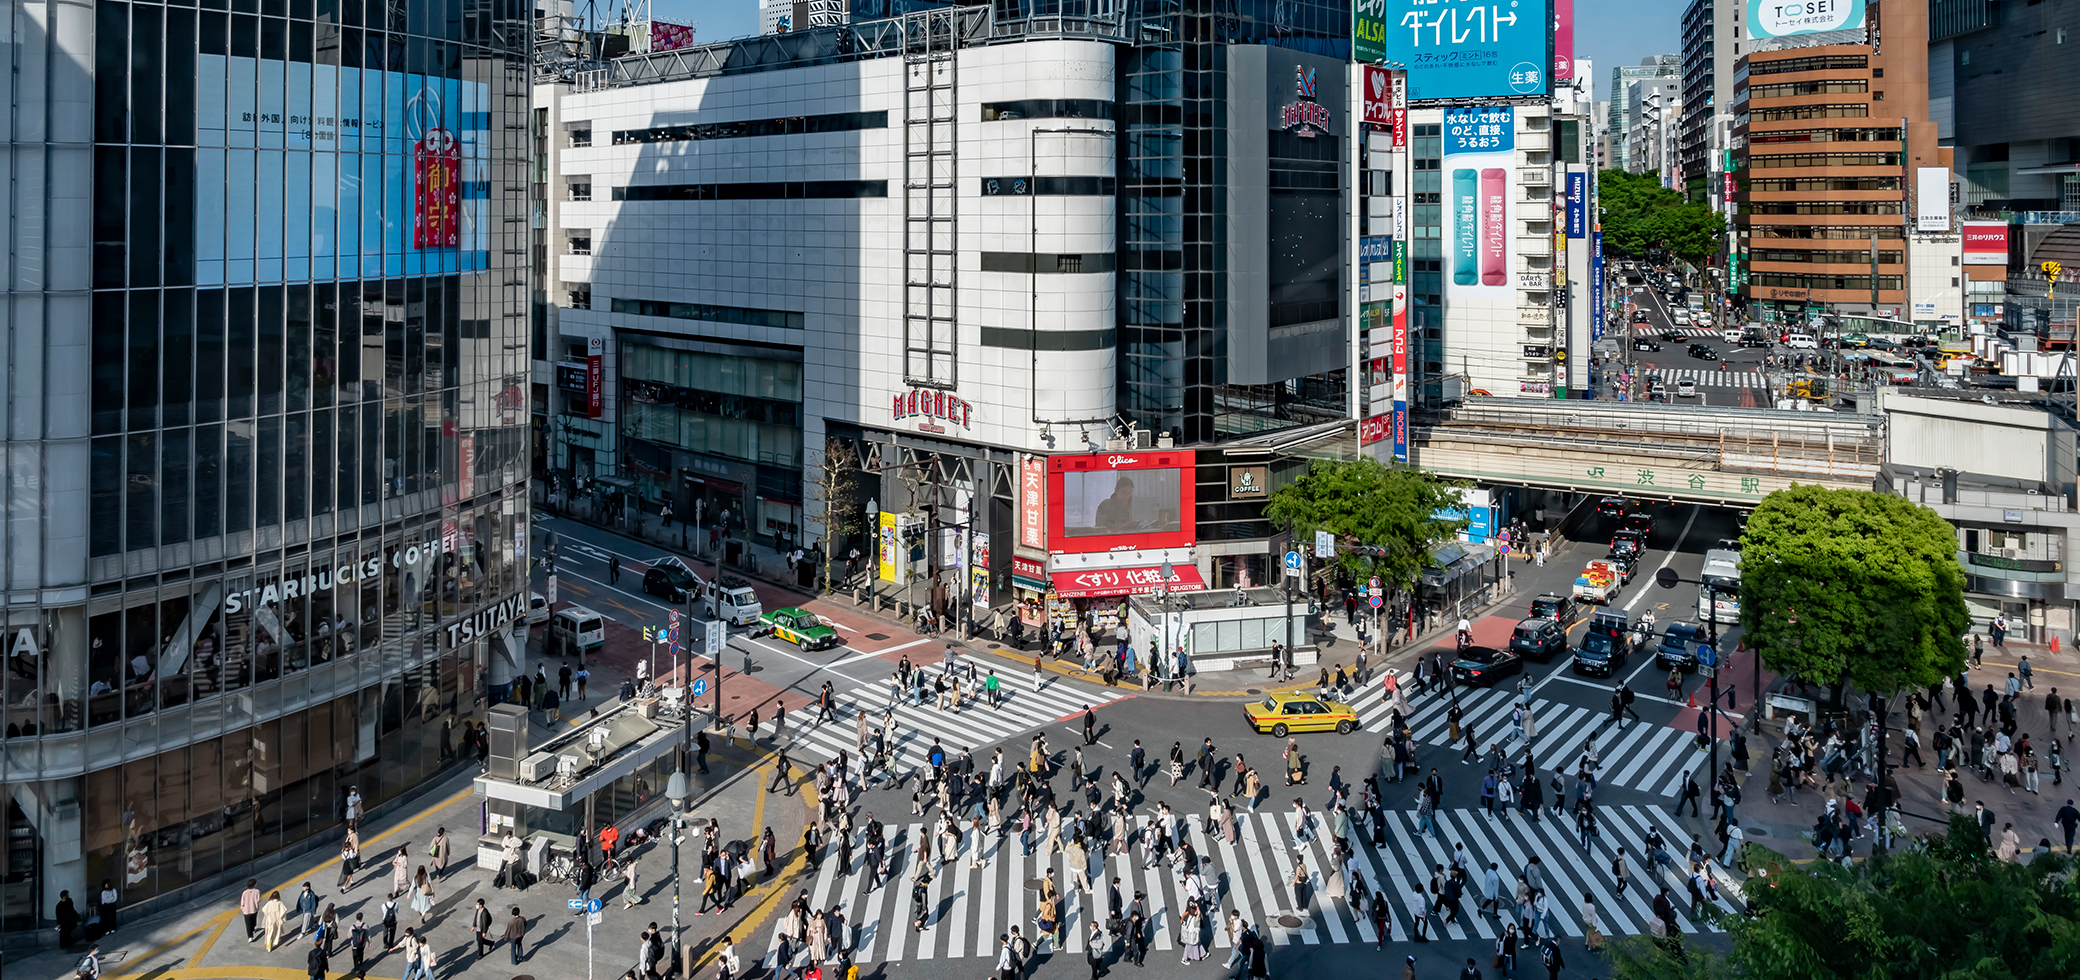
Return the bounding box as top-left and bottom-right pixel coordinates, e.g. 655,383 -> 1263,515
1605,815 -> 2080,980
1262,459 -> 1466,601
1598,168 -> 1727,267
1739,485 -> 1970,696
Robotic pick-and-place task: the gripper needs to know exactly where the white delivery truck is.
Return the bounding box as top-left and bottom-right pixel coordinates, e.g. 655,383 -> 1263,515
693,571 -> 764,628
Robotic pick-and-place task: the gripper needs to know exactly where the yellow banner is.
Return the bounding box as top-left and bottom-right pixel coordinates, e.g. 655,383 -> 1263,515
878,511 -> 899,582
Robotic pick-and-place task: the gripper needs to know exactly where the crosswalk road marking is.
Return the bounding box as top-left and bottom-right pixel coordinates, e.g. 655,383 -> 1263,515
1343,683 -> 1700,796
766,804 -> 1739,968
1655,368 -> 1765,388
760,655 -> 1127,766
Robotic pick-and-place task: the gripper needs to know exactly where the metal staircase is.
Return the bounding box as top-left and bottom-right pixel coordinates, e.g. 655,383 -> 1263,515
901,8 -> 960,389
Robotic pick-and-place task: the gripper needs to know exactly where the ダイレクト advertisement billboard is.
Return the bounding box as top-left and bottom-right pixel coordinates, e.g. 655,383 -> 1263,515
1381,0 -> 1551,101
1444,107 -> 1517,299
1047,453 -> 1197,555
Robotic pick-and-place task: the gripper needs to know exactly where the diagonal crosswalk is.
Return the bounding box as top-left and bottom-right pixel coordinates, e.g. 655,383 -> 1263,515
766,804 -> 1741,968
1342,683 -> 1702,796
757,654 -> 1126,767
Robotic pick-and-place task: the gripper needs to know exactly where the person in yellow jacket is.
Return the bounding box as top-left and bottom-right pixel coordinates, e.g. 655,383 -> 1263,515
261,891 -> 289,951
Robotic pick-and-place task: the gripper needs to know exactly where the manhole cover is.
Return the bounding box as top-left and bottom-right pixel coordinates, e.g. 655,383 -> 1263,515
746,665 -> 765,673
1246,689 -> 1263,695
1746,826 -> 1771,838
1276,915 -> 1303,928
867,633 -> 891,641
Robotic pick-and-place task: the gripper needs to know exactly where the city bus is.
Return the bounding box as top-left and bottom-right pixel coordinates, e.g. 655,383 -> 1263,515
1698,548 -> 1742,625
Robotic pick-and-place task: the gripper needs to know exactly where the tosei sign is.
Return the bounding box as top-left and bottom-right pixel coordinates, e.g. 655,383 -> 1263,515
1748,0 -> 1865,38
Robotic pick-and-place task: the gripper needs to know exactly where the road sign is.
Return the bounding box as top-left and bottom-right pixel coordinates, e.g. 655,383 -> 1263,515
547,573 -> 558,605
690,678 -> 708,697
1369,576 -> 1381,589
1284,551 -> 1302,571
705,620 -> 726,659
567,899 -> 585,910
1315,530 -> 1333,558
588,911 -> 603,925
1699,664 -> 1716,678
587,898 -> 603,914
1369,595 -> 1384,609
1696,643 -> 1718,668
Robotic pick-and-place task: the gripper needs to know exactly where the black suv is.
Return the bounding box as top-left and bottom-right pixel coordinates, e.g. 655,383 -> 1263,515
1573,611 -> 1634,677
643,558 -> 699,602
1529,593 -> 1580,627
1508,618 -> 1569,663
1687,343 -> 1718,360
1596,497 -> 1629,519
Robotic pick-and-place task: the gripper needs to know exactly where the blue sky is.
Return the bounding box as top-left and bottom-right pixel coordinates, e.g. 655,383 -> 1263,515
655,0 -> 1682,105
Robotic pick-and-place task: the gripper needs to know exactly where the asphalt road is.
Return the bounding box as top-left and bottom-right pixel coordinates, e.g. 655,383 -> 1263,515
1606,276 -> 1773,408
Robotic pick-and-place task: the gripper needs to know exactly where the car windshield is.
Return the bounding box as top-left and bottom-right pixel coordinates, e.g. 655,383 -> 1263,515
575,618 -> 602,633
1457,647 -> 1504,664
1532,599 -> 1562,616
659,565 -> 694,586
792,612 -> 821,628
1581,633 -> 1614,656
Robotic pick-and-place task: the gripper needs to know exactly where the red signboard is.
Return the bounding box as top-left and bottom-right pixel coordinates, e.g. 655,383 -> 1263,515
1012,555 -> 1047,583
1962,222 -> 2010,265
1364,66 -> 1393,127
1019,456 -> 1047,550
1391,285 -> 1408,375
1359,415 -> 1390,445
585,337 -> 604,419
1048,564 -> 1206,599
1391,68 -> 1407,149
412,129 -> 462,249
1046,452 -> 1197,555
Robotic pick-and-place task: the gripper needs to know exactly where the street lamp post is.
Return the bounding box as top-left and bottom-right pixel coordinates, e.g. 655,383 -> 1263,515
1655,567 -> 1736,823
1158,559 -> 1174,683
666,772 -> 687,977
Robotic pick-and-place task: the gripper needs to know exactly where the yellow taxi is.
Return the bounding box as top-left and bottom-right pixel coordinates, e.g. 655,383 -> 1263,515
1242,693 -> 1359,737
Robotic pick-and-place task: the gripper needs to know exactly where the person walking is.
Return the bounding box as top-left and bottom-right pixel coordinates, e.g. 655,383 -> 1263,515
504,907 -> 528,964
295,882 -> 320,940
470,898 -> 494,958
608,555 -> 621,584
261,891 -> 289,951
431,828 -> 451,878
348,914 -> 371,979
306,938 -> 330,980
240,880 -> 264,942
74,945 -> 102,980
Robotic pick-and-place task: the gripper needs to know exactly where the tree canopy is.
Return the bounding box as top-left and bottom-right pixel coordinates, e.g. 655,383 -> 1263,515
1605,815 -> 2080,980
1598,168 -> 1727,266
1739,484 -> 1970,695
1262,458 -> 1466,598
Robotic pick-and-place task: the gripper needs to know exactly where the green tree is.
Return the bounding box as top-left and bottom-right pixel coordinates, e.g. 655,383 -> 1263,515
1262,459 -> 1466,605
1598,168 -> 1727,266
1739,485 -> 1970,697
812,437 -> 866,594
1606,815 -> 2080,980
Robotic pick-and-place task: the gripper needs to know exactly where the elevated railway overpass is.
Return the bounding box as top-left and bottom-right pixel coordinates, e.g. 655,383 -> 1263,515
1410,399 -> 1884,508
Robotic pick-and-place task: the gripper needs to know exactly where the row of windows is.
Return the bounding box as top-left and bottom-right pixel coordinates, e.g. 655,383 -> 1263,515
612,181 -> 888,201
979,252 -> 1117,274
607,297 -> 804,330
1745,224 -> 1905,240
1744,151 -> 1901,169
980,99 -> 1114,122
1751,248 -> 1905,264
979,176 -> 1116,196
1746,79 -> 1868,99
1746,201 -> 1902,215
1752,273 -> 1904,290
607,111 -> 888,146
1748,127 -> 1902,145
1748,54 -> 1869,76
1749,104 -> 1870,122
1746,176 -> 1901,192
122,0 -> 474,35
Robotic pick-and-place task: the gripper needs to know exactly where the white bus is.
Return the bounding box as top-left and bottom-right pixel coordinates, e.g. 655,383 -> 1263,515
1698,548 -> 1742,624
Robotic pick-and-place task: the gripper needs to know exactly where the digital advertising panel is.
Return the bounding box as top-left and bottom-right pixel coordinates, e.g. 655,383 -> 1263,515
1962,222 -> 2011,265
1553,0 -> 1575,82
196,53 -> 491,286
1383,0 -> 1552,101
1590,229 -> 1605,341
1747,0 -> 1866,39
1444,107 -> 1517,300
1047,453 -> 1197,555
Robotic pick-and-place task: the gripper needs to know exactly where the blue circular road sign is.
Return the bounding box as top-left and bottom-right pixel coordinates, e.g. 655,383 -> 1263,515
691,678 -> 709,697
1695,644 -> 1718,668
1284,551 -> 1302,570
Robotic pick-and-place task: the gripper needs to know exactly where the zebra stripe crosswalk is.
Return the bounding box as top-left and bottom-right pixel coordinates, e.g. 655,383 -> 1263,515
759,655 -> 1126,767
1656,368 -> 1765,388
767,804 -> 1740,968
1343,683 -> 1701,796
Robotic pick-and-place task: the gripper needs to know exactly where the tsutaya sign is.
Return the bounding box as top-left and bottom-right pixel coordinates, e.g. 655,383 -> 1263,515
446,592 -> 528,649
891,388 -> 974,433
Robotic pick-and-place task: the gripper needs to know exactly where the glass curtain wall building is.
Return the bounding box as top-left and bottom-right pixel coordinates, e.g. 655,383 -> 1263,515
0,0 -> 532,940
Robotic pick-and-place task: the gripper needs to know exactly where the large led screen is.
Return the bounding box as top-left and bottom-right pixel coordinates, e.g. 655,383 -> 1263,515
1061,467 -> 1183,538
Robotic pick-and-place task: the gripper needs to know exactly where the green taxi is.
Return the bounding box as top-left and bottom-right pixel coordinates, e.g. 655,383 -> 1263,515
760,607 -> 841,651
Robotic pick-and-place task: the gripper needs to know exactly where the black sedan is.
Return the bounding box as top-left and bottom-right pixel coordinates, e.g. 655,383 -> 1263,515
1631,339 -> 1663,352
1659,329 -> 1685,342
1451,646 -> 1524,687
1687,343 -> 1718,360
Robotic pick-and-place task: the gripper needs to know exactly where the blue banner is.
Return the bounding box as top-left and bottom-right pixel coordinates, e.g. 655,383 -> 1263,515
1393,401 -> 1408,463
1383,0 -> 1552,101
1565,172 -> 1586,239
1590,229 -> 1604,342
1360,236 -> 1393,262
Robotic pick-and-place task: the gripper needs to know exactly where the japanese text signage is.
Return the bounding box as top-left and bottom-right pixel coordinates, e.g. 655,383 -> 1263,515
1564,171 -> 1586,239
1383,0 -> 1551,101
585,337 -> 605,419
1444,106 -> 1516,153
1354,0 -> 1389,64
1363,66 -> 1394,127
1019,456 -> 1047,549
1748,0 -> 1864,38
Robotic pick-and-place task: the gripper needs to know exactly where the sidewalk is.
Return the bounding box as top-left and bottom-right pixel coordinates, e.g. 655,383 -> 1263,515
19,634 -> 811,980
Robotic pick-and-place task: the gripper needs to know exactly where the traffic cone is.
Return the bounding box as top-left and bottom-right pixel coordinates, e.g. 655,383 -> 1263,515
1687,688 -> 1696,709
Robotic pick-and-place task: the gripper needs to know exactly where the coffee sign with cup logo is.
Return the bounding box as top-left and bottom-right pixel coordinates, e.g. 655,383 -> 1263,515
1228,465 -> 1268,499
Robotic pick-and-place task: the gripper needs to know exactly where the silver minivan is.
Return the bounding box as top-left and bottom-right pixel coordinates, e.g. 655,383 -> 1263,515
550,604 -> 607,658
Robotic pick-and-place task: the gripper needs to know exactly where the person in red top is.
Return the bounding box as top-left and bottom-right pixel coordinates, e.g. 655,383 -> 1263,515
599,824 -> 620,862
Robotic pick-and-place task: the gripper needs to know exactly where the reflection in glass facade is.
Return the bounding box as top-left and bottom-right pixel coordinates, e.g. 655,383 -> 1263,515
1,0 -> 531,938
1117,0 -> 1353,444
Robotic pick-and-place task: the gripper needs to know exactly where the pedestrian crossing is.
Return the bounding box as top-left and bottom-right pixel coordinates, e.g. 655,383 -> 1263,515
1652,368 -> 1766,389
766,804 -> 1740,968
1342,683 -> 1703,797
754,654 -> 1126,768
1631,324 -> 1719,339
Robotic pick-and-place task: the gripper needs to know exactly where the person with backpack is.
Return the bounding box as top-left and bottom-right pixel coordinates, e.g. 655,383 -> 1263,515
306,937 -> 330,980
75,945 -> 101,980
1540,936 -> 1566,979
348,914 -> 371,978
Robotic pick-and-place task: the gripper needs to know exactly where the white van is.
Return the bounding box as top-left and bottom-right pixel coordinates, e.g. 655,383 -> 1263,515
550,604 -> 607,658
693,572 -> 763,628
1785,333 -> 1819,350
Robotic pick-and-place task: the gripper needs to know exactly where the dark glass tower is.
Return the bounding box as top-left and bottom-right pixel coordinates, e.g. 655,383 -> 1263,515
0,0 -> 533,935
